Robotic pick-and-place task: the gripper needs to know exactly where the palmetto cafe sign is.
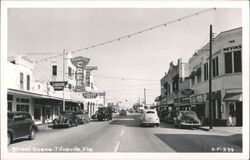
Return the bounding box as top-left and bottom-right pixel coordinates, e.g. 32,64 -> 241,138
71,56 -> 90,92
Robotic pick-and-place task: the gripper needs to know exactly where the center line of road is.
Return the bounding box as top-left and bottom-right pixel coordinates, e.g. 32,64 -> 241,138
120,129 -> 125,136
114,141 -> 120,152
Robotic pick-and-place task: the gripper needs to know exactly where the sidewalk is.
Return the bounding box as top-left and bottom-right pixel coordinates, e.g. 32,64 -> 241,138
199,126 -> 242,135
37,123 -> 53,132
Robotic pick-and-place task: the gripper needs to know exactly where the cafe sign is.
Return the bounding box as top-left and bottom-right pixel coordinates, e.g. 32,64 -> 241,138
50,81 -> 68,91
71,56 -> 90,92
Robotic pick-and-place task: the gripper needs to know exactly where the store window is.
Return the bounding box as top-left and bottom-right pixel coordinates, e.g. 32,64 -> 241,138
52,65 -> 57,76
191,77 -> 195,86
203,63 -> 208,81
234,50 -> 242,73
68,67 -> 73,77
16,104 -> 29,112
225,52 -> 233,73
34,106 -> 41,121
27,75 -> 30,90
8,102 -> 12,111
20,72 -> 24,89
196,67 -> 201,83
212,57 -> 219,77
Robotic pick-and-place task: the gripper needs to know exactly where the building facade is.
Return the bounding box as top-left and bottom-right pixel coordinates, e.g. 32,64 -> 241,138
7,52 -> 105,124
188,27 -> 242,126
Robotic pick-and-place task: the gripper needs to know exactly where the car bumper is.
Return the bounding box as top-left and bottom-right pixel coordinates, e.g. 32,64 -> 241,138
180,122 -> 201,127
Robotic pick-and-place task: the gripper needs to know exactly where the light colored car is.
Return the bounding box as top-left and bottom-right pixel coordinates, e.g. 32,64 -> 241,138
140,109 -> 160,127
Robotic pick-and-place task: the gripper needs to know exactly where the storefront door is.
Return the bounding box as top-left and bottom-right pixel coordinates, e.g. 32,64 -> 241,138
235,102 -> 242,126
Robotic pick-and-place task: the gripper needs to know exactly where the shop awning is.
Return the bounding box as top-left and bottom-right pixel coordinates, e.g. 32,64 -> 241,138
223,92 -> 242,101
8,88 -> 62,100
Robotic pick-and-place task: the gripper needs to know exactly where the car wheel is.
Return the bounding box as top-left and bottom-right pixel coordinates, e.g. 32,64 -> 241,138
8,133 -> 12,146
29,128 -> 36,140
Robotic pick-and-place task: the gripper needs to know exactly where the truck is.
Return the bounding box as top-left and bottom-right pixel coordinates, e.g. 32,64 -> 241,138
97,107 -> 112,121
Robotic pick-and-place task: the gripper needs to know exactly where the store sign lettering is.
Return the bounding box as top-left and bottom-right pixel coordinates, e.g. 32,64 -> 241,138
50,81 -> 68,91
83,92 -> 98,99
223,45 -> 241,52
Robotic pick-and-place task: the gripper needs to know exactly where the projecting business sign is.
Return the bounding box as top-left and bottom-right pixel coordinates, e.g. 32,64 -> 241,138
181,89 -> 194,96
71,56 -> 90,92
50,81 -> 68,91
83,92 -> 98,99
86,69 -> 91,87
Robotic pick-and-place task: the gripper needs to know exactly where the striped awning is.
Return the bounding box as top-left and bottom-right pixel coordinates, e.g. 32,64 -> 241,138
223,92 -> 242,101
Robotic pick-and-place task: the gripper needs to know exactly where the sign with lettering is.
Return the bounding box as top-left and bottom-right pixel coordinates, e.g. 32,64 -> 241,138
86,69 -> 91,87
98,92 -> 106,96
83,92 -> 98,99
181,89 -> 194,96
223,45 -> 241,52
71,56 -> 90,92
50,81 -> 68,91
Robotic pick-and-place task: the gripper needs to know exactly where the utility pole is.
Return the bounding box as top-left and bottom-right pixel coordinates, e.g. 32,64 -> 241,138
209,25 -> 213,129
144,88 -> 146,108
63,49 -> 66,111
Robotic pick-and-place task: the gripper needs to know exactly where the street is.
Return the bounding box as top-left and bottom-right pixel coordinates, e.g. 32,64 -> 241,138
8,113 -> 242,153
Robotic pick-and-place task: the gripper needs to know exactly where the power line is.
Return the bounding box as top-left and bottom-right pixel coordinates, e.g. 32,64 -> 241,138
94,75 -> 158,81
33,8 -> 216,63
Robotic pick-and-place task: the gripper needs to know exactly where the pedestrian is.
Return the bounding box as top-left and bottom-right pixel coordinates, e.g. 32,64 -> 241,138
227,113 -> 233,126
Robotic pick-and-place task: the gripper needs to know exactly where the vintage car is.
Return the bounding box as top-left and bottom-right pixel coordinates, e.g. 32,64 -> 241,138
97,107 -> 112,121
53,111 -> 78,128
140,109 -> 160,127
75,110 -> 90,124
8,111 -> 38,146
119,109 -> 127,116
173,111 -> 201,129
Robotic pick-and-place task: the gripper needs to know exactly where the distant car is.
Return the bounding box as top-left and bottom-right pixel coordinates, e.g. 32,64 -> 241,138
53,111 -> 78,128
119,109 -> 127,116
97,107 -> 112,121
8,111 -> 38,146
173,111 -> 201,129
75,110 -> 90,124
140,109 -> 160,127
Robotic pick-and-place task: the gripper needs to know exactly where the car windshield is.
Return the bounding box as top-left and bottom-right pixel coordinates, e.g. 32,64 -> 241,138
146,111 -> 155,114
181,111 -> 197,118
8,113 -> 14,120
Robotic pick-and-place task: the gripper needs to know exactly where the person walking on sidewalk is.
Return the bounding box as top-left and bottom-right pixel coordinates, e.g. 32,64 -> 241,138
227,112 -> 233,126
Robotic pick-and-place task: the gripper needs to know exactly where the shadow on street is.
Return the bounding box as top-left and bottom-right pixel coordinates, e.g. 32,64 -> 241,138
155,133 -> 242,152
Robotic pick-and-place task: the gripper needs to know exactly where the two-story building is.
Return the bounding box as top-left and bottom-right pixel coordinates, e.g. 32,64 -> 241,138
189,27 -> 242,126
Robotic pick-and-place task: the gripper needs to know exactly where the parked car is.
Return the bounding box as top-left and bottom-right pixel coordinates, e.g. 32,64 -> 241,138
8,111 -> 38,146
173,110 -> 201,129
119,109 -> 127,116
53,111 -> 78,128
140,109 -> 160,127
97,107 -> 112,121
75,110 -> 90,124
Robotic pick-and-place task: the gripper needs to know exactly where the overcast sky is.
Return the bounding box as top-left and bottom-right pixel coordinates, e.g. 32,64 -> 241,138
8,8 -> 242,107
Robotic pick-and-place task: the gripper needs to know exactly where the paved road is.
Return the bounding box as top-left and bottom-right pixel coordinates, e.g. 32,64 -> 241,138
8,113 -> 242,152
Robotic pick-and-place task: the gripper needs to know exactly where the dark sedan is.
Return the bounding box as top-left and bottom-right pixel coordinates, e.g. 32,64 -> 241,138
8,111 -> 38,146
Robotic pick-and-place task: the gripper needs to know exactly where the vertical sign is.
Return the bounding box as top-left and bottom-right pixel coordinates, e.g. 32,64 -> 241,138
86,69 -> 91,87
71,56 -> 90,92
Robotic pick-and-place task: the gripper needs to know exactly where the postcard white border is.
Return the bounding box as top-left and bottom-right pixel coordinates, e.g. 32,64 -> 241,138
1,1 -> 249,160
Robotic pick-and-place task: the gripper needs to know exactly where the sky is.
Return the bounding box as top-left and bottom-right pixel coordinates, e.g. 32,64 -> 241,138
7,8 -> 242,107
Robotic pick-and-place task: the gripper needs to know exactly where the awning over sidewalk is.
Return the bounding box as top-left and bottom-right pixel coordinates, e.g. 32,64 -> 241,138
8,88 -> 62,100
223,92 -> 242,101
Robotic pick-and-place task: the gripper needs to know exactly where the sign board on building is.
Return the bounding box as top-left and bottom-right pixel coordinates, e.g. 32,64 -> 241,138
86,69 -> 91,87
181,89 -> 194,96
50,81 -> 68,91
83,92 -> 98,99
98,92 -> 106,96
71,56 -> 90,92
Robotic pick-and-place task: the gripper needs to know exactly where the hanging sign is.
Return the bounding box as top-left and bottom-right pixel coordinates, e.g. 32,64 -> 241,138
181,89 -> 194,96
83,92 -> 98,99
86,69 -> 91,87
71,56 -> 90,92
50,81 -> 68,91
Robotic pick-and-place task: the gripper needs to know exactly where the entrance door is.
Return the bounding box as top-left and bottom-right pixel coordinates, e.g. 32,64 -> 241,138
235,102 -> 242,126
